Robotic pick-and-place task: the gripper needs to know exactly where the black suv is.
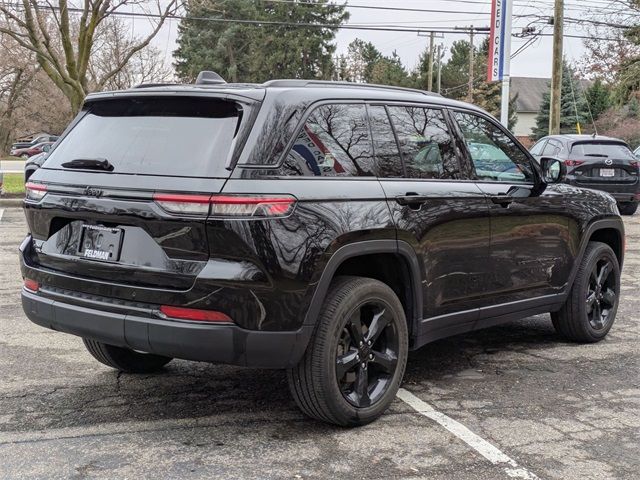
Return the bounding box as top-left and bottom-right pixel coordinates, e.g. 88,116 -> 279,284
530,135 -> 640,215
21,76 -> 624,426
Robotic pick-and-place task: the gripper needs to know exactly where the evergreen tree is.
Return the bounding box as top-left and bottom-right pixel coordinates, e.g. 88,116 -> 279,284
532,62 -> 591,139
584,78 -> 612,120
369,52 -> 411,87
174,0 -> 347,83
345,39 -> 382,83
472,81 -> 519,130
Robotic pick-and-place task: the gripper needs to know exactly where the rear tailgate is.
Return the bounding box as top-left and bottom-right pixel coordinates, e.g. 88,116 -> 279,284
24,93 -> 259,291
570,140 -> 639,184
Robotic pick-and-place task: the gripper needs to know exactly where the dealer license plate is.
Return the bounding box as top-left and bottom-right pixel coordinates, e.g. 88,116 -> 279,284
79,225 -> 123,262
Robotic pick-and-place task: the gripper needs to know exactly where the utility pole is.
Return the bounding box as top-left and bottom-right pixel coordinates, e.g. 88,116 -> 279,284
468,26 -> 475,102
427,31 -> 435,91
437,44 -> 443,94
549,0 -> 564,134
418,31 -> 444,92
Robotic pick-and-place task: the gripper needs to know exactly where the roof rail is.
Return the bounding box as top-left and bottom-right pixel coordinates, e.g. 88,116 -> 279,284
132,83 -> 177,89
262,79 -> 440,97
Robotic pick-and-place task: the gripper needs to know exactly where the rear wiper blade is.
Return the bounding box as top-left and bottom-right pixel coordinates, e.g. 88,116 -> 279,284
61,158 -> 114,171
583,154 -> 608,157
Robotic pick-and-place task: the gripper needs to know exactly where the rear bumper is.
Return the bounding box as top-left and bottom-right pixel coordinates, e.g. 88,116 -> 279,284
569,177 -> 639,202
21,289 -> 313,368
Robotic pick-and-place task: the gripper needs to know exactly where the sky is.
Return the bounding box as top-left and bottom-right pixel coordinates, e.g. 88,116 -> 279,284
146,0 -> 599,80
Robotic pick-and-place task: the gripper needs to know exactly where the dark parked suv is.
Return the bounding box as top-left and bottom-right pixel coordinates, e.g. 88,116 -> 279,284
530,135 -> 640,215
21,75 -> 625,426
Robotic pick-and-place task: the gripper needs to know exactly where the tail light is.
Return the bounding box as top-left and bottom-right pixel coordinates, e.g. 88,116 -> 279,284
210,195 -> 296,217
564,160 -> 585,167
152,193 -> 211,215
153,193 -> 297,218
23,278 -> 39,292
25,182 -> 47,202
159,305 -> 232,323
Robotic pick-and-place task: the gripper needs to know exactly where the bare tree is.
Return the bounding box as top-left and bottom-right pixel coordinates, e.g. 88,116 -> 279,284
0,31 -> 37,151
89,17 -> 174,91
0,0 -> 178,113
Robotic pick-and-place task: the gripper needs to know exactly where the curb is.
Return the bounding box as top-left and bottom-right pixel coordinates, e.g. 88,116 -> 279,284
0,198 -> 23,208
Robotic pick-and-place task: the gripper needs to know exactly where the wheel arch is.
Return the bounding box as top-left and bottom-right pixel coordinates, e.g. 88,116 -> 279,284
566,218 -> 625,296
302,240 -> 423,342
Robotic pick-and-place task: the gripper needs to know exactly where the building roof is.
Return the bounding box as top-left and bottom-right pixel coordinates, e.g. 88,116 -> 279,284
510,77 -> 550,113
510,76 -> 591,114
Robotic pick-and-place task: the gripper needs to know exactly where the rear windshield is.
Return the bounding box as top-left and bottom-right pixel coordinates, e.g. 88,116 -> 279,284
45,96 -> 242,177
570,142 -> 635,160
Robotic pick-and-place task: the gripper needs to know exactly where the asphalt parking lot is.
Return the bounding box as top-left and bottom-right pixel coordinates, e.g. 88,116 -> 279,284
0,207 -> 638,480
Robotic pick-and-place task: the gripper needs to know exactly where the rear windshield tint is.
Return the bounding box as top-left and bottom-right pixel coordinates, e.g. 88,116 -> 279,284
570,142 -> 635,160
45,97 -> 242,177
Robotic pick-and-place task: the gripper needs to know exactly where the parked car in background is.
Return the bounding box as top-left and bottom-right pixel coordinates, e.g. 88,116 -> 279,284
21,76 -> 625,426
0,170 -> 3,195
530,135 -> 640,215
24,151 -> 49,183
10,135 -> 58,156
12,142 -> 54,159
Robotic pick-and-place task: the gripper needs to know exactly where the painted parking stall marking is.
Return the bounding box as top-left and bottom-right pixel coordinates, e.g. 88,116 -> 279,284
397,388 -> 540,480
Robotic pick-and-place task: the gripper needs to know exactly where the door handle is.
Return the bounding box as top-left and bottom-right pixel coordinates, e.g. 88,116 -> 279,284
395,193 -> 428,207
490,195 -> 514,207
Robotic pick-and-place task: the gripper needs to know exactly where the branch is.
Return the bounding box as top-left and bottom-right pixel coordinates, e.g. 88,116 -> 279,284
97,0 -> 178,88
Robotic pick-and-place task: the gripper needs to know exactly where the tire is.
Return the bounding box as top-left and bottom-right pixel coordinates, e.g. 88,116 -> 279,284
83,339 -> 172,373
551,242 -> 620,343
287,276 -> 409,427
618,202 -> 638,216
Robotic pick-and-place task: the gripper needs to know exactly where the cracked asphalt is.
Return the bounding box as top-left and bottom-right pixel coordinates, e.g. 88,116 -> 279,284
0,207 -> 638,479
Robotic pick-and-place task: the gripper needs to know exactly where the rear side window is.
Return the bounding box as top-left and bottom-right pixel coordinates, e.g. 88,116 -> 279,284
542,139 -> 562,156
387,106 -> 459,180
570,142 -> 635,160
454,111 -> 535,183
529,140 -> 546,156
368,105 -> 403,178
45,97 -> 242,178
281,104 -> 374,177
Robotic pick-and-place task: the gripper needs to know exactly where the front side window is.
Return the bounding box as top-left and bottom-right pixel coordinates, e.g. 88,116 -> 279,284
454,111 -> 535,183
387,106 -> 459,179
280,104 -> 374,177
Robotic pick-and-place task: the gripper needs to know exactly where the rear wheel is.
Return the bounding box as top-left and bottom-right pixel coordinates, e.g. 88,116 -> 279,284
287,276 -> 408,427
552,242 -> 620,343
618,202 -> 638,215
83,339 -> 172,373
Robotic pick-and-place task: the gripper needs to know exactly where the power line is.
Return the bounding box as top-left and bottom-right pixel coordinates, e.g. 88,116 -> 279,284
0,2 -> 626,40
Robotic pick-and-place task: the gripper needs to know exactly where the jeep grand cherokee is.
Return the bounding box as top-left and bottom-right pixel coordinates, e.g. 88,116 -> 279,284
21,74 -> 624,426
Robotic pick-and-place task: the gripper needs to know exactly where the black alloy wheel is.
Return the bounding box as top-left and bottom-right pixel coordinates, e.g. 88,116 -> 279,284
585,257 -> 617,331
552,241 -> 620,343
287,276 -> 408,426
336,301 -> 400,408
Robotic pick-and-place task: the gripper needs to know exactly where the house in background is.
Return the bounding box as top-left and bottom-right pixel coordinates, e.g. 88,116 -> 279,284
509,76 -> 591,147
510,77 -> 550,147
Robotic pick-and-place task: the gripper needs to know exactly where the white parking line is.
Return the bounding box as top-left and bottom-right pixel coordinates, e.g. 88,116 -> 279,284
0,209 -> 4,224
397,388 -> 540,480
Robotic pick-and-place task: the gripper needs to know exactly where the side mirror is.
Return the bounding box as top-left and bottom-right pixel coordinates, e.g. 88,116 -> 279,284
540,157 -> 566,183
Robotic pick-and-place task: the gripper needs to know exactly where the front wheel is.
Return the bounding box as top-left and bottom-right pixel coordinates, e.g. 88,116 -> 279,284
552,242 -> 620,343
618,202 -> 638,216
287,276 -> 408,427
83,339 -> 172,373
